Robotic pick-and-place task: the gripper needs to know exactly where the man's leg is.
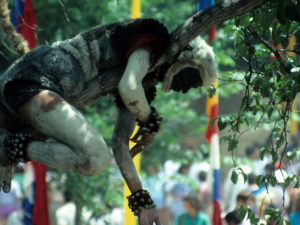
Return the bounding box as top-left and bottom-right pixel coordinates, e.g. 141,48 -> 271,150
18,90 -> 112,175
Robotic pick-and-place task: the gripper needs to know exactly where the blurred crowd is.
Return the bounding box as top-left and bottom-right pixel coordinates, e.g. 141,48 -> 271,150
0,142 -> 299,225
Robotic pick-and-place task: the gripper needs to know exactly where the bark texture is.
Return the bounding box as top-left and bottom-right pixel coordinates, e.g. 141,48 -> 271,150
0,0 -> 270,107
69,0 -> 270,107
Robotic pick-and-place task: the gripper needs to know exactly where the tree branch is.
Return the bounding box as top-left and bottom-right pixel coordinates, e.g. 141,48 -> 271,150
154,0 -> 271,68
0,0 -> 271,107
248,26 -> 291,73
71,0 -> 271,107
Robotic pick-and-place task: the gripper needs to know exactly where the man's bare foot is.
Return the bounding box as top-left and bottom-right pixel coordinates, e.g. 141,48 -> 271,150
0,129 -> 13,192
0,164 -> 13,192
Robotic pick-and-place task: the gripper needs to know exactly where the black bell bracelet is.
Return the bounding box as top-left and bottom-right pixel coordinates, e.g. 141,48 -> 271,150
137,106 -> 162,134
4,132 -> 32,165
127,189 -> 156,216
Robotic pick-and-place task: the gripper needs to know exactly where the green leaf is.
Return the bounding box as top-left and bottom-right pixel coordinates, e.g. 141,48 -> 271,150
208,85 -> 216,98
228,138 -> 239,152
286,149 -> 296,160
259,147 -> 267,160
285,219 -> 291,225
238,167 -> 248,183
239,14 -> 251,27
236,206 -> 247,221
218,116 -> 228,131
248,209 -> 259,224
237,43 -> 248,57
269,175 -> 277,187
265,207 -> 276,215
256,175 -> 265,187
284,175 -> 294,187
295,177 -> 300,188
231,170 -> 238,184
210,117 -> 218,129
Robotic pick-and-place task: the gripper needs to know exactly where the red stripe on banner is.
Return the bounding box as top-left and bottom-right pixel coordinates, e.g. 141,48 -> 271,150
208,26 -> 217,43
212,200 -> 223,225
16,1 -> 50,225
205,104 -> 219,142
32,162 -> 50,225
17,0 -> 37,49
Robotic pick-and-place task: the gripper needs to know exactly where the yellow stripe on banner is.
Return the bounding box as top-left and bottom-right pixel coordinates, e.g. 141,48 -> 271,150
288,35 -> 296,57
123,2 -> 141,225
291,100 -> 298,135
206,79 -> 219,116
287,35 -> 298,135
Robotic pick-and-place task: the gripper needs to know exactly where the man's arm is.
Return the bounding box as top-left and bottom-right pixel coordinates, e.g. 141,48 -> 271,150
111,107 -> 160,225
111,107 -> 141,192
118,48 -> 151,123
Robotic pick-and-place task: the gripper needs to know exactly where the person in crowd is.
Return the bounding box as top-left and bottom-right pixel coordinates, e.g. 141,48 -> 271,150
165,164 -> 198,223
142,164 -> 171,225
175,192 -> 210,225
224,190 -> 254,225
289,190 -> 300,225
224,210 -> 241,225
197,171 -> 210,214
0,178 -> 23,225
223,165 -> 252,213
245,143 -> 270,176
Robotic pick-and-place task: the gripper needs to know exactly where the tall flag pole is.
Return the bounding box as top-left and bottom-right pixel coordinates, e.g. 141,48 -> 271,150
198,1 -> 223,225
123,2 -> 141,225
11,1 -> 50,225
287,35 -> 298,136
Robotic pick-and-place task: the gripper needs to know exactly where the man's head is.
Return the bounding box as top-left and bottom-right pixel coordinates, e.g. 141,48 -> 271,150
245,143 -> 260,159
225,211 -> 241,225
236,190 -> 254,207
162,37 -> 217,93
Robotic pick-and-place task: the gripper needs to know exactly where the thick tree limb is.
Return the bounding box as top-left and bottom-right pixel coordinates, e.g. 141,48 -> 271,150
155,0 -> 270,67
0,0 -> 271,107
70,0 -> 271,107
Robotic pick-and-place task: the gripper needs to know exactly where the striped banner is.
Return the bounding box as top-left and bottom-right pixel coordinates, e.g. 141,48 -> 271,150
198,1 -> 223,225
11,1 -> 50,225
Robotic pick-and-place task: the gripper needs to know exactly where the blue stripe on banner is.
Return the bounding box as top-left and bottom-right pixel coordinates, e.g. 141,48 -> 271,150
11,0 -> 24,26
213,169 -> 220,200
198,0 -> 214,10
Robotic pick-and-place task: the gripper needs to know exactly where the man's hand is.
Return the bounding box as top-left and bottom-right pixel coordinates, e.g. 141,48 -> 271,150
130,127 -> 156,158
130,107 -> 162,158
138,208 -> 161,225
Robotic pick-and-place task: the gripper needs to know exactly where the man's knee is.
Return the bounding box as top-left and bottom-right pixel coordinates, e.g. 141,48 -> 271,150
76,143 -> 112,176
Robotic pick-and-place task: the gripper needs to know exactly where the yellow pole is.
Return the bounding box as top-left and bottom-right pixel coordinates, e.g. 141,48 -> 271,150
123,131 -> 140,225
288,35 -> 298,135
123,2 -> 141,224
131,0 -> 141,19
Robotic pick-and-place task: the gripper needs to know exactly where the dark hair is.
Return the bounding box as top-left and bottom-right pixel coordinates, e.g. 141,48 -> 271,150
225,210 -> 241,224
198,171 -> 207,182
178,165 -> 190,174
183,193 -> 202,211
246,143 -> 260,157
248,173 -> 256,185
237,190 -> 253,202
292,191 -> 300,212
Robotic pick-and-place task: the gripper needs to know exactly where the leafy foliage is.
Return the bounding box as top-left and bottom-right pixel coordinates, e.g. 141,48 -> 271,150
221,1 -> 300,223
